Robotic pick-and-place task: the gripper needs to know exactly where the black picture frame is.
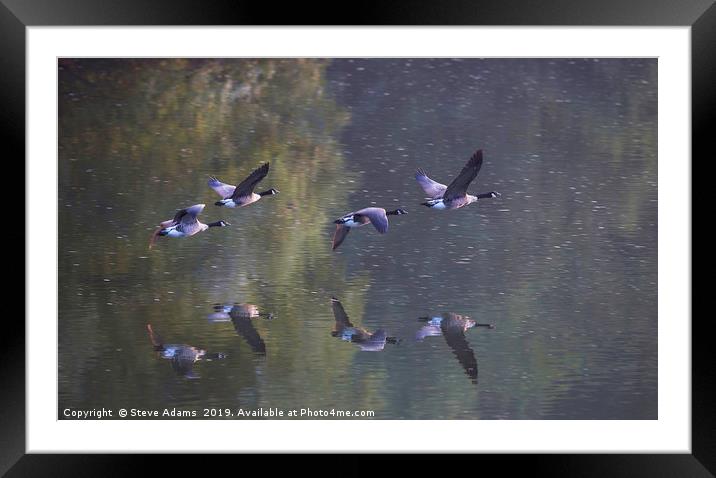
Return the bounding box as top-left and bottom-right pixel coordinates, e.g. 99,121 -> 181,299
5,0 -> 706,474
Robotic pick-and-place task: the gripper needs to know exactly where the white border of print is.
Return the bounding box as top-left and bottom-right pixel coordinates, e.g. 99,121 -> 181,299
27,26 -> 690,453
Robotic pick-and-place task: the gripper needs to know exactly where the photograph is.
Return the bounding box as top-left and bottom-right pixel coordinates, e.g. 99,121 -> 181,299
58,57 -> 658,420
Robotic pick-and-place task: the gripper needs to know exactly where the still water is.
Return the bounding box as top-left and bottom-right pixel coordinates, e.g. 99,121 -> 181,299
58,58 -> 657,419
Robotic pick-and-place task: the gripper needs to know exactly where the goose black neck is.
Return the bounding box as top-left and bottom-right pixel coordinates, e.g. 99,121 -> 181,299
258,189 -> 275,197
207,221 -> 225,228
386,209 -> 404,216
477,191 -> 499,199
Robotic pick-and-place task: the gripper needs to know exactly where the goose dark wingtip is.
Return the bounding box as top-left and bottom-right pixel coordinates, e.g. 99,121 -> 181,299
470,149 -> 484,164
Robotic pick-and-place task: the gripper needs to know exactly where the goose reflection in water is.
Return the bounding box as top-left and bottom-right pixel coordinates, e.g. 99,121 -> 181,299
415,313 -> 494,384
146,324 -> 226,380
331,297 -> 399,352
207,303 -> 273,355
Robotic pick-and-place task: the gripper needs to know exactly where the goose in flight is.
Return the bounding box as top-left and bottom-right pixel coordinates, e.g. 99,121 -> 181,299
331,297 -> 399,351
146,324 -> 225,379
149,203 -> 228,248
209,162 -> 279,208
416,313 -> 493,384
416,149 -> 500,210
208,303 -> 274,321
332,207 -> 407,251
207,303 -> 272,355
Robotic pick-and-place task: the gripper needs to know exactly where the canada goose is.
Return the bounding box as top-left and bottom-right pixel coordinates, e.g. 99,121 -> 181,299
146,324 -> 225,379
332,207 -> 408,251
149,204 -> 228,248
415,313 -> 493,384
331,297 -> 398,351
209,162 -> 279,208
207,303 -> 272,355
416,149 -> 500,210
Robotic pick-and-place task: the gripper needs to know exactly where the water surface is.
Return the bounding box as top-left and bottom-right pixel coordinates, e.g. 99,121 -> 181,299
58,58 -> 657,419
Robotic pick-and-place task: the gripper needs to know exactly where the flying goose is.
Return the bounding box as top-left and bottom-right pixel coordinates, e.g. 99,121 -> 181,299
331,297 -> 398,351
146,324 -> 226,379
208,303 -> 274,321
415,313 -> 493,384
207,303 -> 272,355
332,207 -> 407,251
209,162 -> 278,208
416,149 -> 500,210
149,203 -> 228,248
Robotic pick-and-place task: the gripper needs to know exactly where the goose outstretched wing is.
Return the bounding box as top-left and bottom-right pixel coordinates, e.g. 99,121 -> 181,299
231,163 -> 270,199
415,168 -> 447,198
174,204 -> 205,234
331,297 -> 354,329
332,225 -> 351,250
442,150 -> 483,201
146,324 -> 163,348
231,317 -> 266,354
169,204 -> 205,227
208,176 -> 237,199
440,313 -> 478,383
171,346 -> 202,379
354,208 -> 389,233
359,329 -> 388,351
